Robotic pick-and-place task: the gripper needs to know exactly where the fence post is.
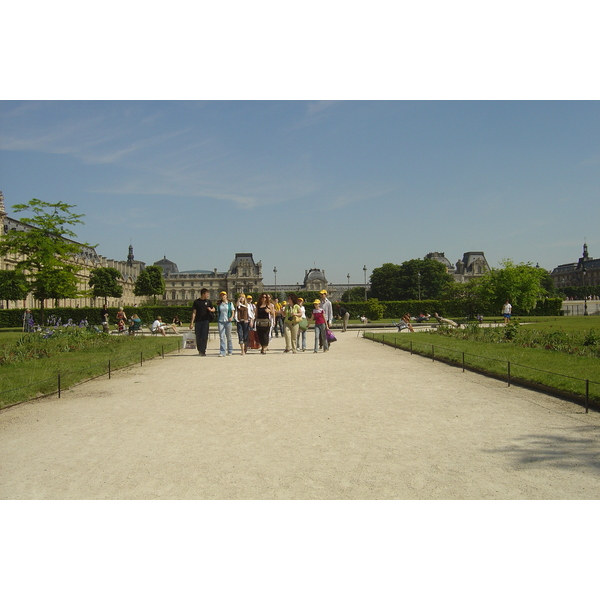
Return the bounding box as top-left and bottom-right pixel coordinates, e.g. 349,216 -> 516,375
432,345 -> 435,362
140,352 -> 143,367
162,345 -> 164,359
58,373 -> 61,398
462,352 -> 465,372
410,341 -> 413,355
507,361 -> 511,387
586,380 -> 589,414
108,360 -> 111,380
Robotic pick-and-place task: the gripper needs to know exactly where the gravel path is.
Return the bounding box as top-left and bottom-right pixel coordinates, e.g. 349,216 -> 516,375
1,330 -> 599,499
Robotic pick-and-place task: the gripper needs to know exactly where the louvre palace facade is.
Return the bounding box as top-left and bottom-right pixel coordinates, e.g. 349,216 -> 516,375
0,192 -> 146,309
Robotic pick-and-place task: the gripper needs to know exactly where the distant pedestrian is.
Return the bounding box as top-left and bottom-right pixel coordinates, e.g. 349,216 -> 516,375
283,293 -> 302,354
297,298 -> 308,351
216,291 -> 235,356
502,300 -> 512,324
255,293 -> 275,354
100,304 -> 109,333
337,304 -> 350,332
189,288 -> 215,356
319,290 -> 333,328
235,293 -> 250,355
310,299 -> 329,353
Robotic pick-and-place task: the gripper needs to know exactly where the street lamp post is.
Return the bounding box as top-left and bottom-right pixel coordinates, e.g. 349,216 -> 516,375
418,272 -> 421,301
363,265 -> 367,301
273,267 -> 277,297
347,273 -> 350,298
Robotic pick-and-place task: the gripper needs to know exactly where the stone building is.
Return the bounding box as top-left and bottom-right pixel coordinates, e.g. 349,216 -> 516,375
0,192 -> 146,308
425,251 -> 490,282
551,243 -> 600,290
160,252 -> 264,305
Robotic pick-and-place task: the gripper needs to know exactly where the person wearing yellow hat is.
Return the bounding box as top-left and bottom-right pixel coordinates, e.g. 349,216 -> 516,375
319,290 -> 333,328
310,298 -> 329,352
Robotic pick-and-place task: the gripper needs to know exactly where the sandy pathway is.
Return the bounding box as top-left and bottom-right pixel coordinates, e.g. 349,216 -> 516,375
1,330 -> 599,499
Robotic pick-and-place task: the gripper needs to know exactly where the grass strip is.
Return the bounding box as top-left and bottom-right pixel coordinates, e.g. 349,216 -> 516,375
0,335 -> 180,409
365,331 -> 600,401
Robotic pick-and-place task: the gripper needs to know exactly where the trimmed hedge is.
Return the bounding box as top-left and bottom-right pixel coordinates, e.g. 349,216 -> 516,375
0,297 -> 564,327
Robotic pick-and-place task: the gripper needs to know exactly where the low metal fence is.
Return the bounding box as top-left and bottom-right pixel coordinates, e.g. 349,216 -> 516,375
0,341 -> 181,409
364,332 -> 600,413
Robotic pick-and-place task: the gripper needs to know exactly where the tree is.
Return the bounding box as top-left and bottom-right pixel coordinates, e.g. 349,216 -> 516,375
477,259 -> 547,314
0,269 -> 30,308
89,267 -> 124,304
341,286 -> 368,302
370,259 -> 453,301
134,265 -> 165,304
0,199 -> 87,323
369,263 -> 403,301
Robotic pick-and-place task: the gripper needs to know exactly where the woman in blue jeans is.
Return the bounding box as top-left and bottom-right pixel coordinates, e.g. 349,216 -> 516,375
216,291 -> 235,356
235,293 -> 250,355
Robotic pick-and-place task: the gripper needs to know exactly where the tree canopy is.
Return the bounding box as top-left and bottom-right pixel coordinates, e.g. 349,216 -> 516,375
0,270 -> 30,308
134,265 -> 165,304
341,286 -> 368,302
370,259 -> 453,301
0,199 -> 88,320
477,259 -> 547,313
88,267 -> 124,304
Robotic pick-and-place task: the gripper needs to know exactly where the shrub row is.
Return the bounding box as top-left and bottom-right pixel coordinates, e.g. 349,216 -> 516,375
0,297 -> 564,327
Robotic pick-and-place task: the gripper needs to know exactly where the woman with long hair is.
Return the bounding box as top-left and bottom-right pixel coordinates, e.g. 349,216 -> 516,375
255,292 -> 275,354
235,293 -> 250,355
216,291 -> 235,356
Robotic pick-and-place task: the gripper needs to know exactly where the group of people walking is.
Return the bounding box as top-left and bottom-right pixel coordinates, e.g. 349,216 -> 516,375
189,289 -> 335,357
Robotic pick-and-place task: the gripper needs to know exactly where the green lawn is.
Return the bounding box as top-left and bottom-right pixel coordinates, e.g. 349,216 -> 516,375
365,317 -> 600,403
0,329 -> 181,409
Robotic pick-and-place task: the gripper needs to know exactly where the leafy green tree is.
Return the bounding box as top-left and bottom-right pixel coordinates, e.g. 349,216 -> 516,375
539,269 -> 555,296
370,263 -> 403,300
341,286 -> 368,302
0,269 -> 30,308
477,259 -> 547,314
0,199 -> 88,323
134,265 -> 165,304
88,267 -> 124,304
370,259 -> 453,301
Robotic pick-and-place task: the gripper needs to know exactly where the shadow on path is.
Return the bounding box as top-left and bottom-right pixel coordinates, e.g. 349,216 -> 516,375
487,426 -> 600,473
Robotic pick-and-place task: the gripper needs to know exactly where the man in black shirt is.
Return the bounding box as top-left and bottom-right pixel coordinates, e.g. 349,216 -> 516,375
189,288 -> 215,356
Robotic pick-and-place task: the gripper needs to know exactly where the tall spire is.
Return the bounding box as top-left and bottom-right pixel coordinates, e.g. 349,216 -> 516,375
583,241 -> 589,260
0,191 -> 5,215
127,244 -> 135,266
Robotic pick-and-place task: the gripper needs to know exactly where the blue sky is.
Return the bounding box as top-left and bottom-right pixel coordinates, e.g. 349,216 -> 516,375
1,100 -> 599,286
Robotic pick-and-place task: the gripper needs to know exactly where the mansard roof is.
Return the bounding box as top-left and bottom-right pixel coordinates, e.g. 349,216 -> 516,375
229,252 -> 258,274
